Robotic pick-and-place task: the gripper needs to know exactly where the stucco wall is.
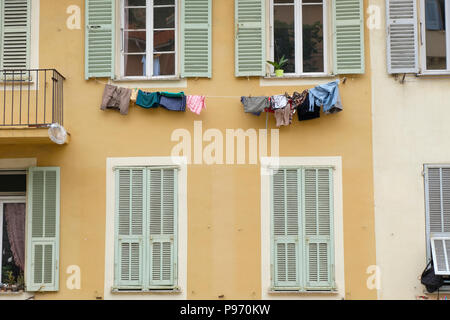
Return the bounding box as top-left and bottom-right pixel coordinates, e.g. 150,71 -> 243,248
0,0 -> 376,299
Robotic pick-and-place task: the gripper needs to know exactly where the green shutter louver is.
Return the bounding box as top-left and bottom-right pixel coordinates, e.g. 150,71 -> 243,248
303,168 -> 334,290
235,0 -> 265,77
114,168 -> 145,289
181,0 -> 212,78
0,0 -> 31,71
272,169 -> 300,289
26,167 -> 60,292
149,169 -> 177,287
85,0 -> 115,80
333,0 -> 365,74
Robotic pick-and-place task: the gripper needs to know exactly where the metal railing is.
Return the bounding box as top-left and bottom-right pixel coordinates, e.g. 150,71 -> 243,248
0,69 -> 65,127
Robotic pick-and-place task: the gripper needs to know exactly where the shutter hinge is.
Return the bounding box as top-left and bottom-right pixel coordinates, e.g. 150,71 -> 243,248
421,171 -> 425,177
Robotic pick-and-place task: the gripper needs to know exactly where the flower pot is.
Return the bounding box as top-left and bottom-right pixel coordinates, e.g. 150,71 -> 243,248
275,69 -> 284,77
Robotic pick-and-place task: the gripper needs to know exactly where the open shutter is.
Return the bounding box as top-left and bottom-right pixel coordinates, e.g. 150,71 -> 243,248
85,0 -> 115,79
272,169 -> 300,289
333,0 -> 364,74
0,0 -> 31,72
181,0 -> 212,78
431,237 -> 450,275
235,0 -> 265,77
149,168 -> 177,288
303,168 -> 334,290
26,167 -> 60,292
425,167 -> 450,236
114,168 -> 145,289
386,0 -> 418,74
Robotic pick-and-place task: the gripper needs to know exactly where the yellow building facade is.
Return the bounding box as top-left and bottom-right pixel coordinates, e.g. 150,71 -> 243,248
0,0 -> 377,300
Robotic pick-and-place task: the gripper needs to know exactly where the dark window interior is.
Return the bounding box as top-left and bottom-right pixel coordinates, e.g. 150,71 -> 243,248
0,174 -> 26,193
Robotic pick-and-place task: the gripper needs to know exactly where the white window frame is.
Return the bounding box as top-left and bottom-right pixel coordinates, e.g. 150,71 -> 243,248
269,0 -> 329,77
104,156 -> 187,300
419,0 -> 450,75
119,0 -> 178,80
260,156 -> 344,300
0,196 -> 26,282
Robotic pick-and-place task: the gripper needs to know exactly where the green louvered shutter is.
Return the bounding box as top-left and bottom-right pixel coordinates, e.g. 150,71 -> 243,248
26,167 -> 60,292
272,169 -> 300,289
0,0 -> 31,73
181,0 -> 212,78
235,0 -> 265,77
333,0 -> 365,74
149,168 -> 177,288
303,168 -> 334,290
85,0 -> 115,79
114,168 -> 145,289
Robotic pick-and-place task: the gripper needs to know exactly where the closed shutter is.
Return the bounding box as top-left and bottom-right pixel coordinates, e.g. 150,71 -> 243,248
114,168 -> 145,289
272,169 -> 300,289
181,0 -> 212,78
425,167 -> 450,236
149,168 -> 177,288
26,167 -> 60,292
85,0 -> 115,79
386,0 -> 418,74
303,168 -> 334,290
332,0 -> 364,74
0,0 -> 31,72
235,0 -> 265,77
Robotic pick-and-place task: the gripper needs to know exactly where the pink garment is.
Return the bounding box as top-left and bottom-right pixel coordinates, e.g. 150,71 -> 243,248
186,95 -> 206,115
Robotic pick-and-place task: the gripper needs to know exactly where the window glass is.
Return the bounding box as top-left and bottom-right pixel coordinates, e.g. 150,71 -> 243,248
273,3 -> 295,73
425,0 -> 447,70
302,1 -> 324,72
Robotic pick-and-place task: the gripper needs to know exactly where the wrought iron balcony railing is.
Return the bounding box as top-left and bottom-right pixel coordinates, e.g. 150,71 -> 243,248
0,69 -> 65,128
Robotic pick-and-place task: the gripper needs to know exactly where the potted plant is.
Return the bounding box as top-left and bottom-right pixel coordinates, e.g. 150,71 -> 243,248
6,271 -> 15,292
267,55 -> 288,77
17,273 -> 24,292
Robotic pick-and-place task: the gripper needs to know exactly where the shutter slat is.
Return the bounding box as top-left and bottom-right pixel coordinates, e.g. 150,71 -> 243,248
26,167 -> 60,292
235,0 -> 265,76
0,0 -> 30,70
333,0 -> 364,74
85,0 -> 115,79
386,0 -> 418,73
181,0 -> 212,77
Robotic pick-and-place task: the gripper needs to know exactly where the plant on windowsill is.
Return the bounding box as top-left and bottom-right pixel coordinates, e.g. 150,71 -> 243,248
6,271 -> 16,292
266,55 -> 288,77
17,273 -> 24,292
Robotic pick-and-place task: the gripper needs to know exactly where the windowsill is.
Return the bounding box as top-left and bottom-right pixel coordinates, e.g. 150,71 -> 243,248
113,76 -> 182,82
264,73 -> 335,79
0,290 -> 25,295
111,288 -> 182,294
416,72 -> 450,77
268,290 -> 339,295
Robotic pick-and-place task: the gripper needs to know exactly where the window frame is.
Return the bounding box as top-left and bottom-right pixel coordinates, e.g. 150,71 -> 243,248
0,196 -> 26,283
268,0 -> 329,77
119,0 -> 178,80
419,0 -> 450,75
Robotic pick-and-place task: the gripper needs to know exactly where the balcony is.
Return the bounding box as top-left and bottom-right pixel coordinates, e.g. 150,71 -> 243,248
0,69 -> 68,144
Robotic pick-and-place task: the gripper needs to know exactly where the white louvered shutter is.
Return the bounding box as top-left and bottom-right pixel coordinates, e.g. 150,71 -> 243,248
85,0 -> 115,79
272,169 -> 300,289
303,168 -> 334,290
0,0 -> 31,72
115,168 -> 145,289
26,167 -> 60,292
425,167 -> 450,236
333,0 -> 365,74
431,237 -> 450,275
235,0 -> 265,77
149,168 -> 177,288
181,0 -> 212,78
386,0 -> 418,74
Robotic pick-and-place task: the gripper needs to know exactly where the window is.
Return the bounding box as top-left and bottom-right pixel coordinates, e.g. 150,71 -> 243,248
271,167 -> 335,291
270,0 -> 327,75
424,165 -> 450,284
420,0 -> 450,73
120,0 -> 177,79
114,167 -> 178,291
